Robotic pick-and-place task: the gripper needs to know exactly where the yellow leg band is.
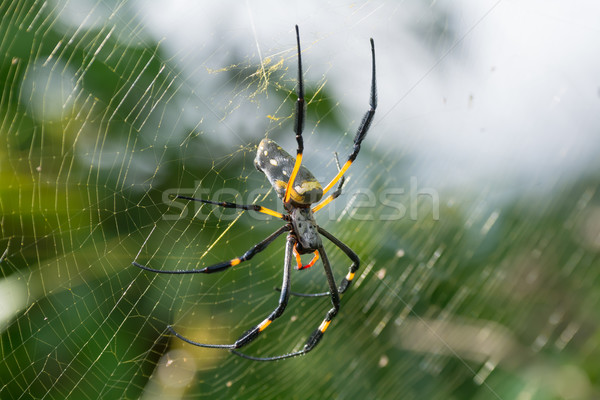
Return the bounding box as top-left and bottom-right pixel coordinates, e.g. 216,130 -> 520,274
311,195 -> 334,213
318,319 -> 331,333
322,160 -> 351,195
258,318 -> 272,332
258,206 -> 284,219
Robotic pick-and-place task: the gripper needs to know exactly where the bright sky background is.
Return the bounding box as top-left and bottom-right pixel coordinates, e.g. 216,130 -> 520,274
48,0 -> 600,194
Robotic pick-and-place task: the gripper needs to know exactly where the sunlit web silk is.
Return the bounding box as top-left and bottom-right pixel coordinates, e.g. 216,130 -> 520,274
0,1 -> 599,399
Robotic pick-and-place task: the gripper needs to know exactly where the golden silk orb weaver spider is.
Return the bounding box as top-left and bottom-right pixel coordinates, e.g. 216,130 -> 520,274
133,25 -> 376,361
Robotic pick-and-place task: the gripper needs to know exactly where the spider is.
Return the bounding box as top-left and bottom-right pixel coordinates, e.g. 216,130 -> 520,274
133,25 -> 376,361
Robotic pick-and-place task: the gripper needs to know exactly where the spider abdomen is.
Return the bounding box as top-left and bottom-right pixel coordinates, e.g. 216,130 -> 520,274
254,138 -> 323,206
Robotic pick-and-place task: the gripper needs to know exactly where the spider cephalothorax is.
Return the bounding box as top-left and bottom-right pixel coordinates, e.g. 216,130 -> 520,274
134,25 -> 376,361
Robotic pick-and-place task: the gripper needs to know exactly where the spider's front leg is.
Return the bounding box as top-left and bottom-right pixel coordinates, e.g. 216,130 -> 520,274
284,25 -> 306,203
322,37 -> 377,196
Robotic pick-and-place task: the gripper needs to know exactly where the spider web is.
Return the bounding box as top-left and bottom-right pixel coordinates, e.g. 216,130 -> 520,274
2,1 -> 600,399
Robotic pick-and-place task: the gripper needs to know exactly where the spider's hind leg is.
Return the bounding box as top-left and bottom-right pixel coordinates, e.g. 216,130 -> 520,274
165,234 -> 296,352
274,225 -> 360,298
232,245 -> 341,361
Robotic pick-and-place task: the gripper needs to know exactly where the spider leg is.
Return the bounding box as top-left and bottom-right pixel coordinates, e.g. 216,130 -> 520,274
318,227 -> 359,294
284,25 -> 305,203
232,245 -> 340,361
293,244 -> 320,270
322,37 -> 377,196
165,234 -> 295,351
173,195 -> 285,219
279,226 -> 359,298
133,225 -> 290,274
312,152 -> 346,213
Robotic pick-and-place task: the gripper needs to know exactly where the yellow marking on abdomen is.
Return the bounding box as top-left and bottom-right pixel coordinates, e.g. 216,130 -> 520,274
289,180 -> 322,203
346,271 -> 356,281
294,180 -> 322,195
275,180 -> 287,191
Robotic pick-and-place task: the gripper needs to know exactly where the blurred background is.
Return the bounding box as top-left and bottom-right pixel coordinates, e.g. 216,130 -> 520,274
1,1 -> 600,399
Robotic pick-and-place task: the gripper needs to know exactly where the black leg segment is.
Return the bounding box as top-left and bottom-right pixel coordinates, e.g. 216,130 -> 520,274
166,234 -> 296,351
318,227 -> 360,293
173,195 -> 285,219
322,37 -> 377,195
133,225 -> 290,275
232,246 -> 340,361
